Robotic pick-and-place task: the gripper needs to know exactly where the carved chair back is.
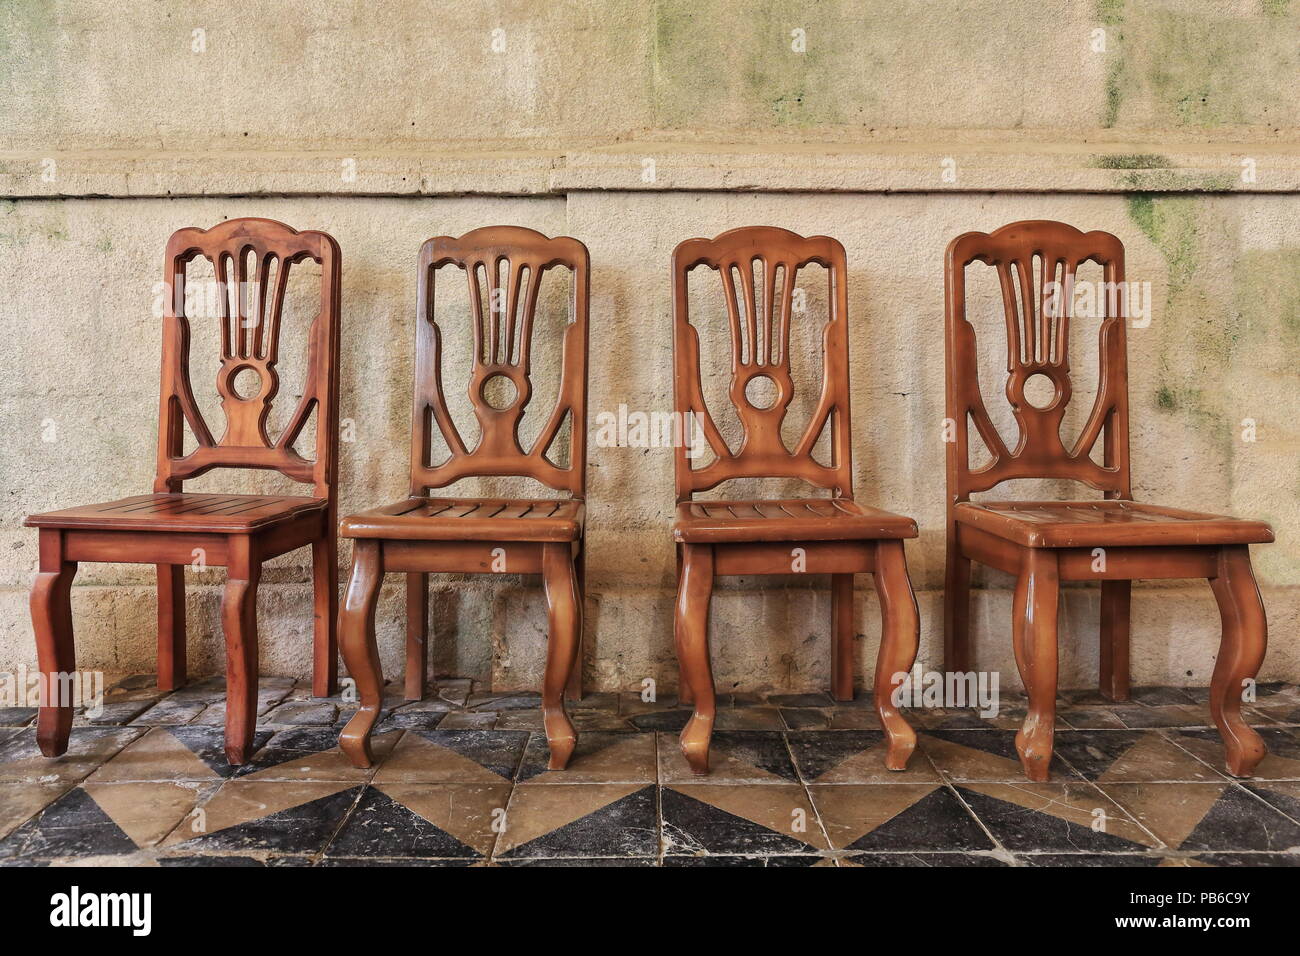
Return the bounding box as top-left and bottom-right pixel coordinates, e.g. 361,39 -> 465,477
671,226 -> 854,501
156,217 -> 341,500
410,226 -> 590,499
944,220 -> 1132,510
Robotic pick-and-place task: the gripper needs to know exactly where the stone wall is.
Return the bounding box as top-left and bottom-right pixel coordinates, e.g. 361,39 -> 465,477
2,1 -> 1297,692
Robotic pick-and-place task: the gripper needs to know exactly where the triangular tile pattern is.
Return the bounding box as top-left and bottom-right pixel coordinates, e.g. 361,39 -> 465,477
1,675 -> 1296,866
814,785 -> 994,853
496,784 -> 658,860
923,729 -> 1077,780
661,785 -> 822,857
517,732 -> 655,784
955,784 -> 1156,852
1179,786 -> 1300,852
787,730 -> 940,783
82,781 -> 207,847
0,787 -> 138,860
658,731 -> 799,783
376,730 -> 529,784
326,787 -> 484,860
165,784 -> 360,854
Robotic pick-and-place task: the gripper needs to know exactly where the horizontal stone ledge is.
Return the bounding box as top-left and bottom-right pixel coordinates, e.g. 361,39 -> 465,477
2,140 -> 1299,198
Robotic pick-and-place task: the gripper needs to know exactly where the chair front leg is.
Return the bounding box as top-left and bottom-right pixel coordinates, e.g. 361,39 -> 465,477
674,543 -> 694,707
1012,548 -> 1060,781
311,526 -> 339,698
872,540 -> 919,771
222,536 -> 261,766
339,539 -> 385,769
156,563 -> 187,692
676,543 -> 715,774
831,573 -> 855,702
32,530 -> 77,758
1208,545 -> 1268,778
541,542 -> 580,770
1099,579 -> 1131,702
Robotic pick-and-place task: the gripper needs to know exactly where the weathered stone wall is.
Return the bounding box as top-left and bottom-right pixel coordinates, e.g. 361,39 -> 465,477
2,1 -> 1297,693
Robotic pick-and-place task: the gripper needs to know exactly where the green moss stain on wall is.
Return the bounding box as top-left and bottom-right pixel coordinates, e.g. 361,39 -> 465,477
650,0 -> 864,130
1233,246 -> 1300,582
1097,0 -> 1127,128
1093,154 -> 1173,170
1236,249 -> 1300,354
1097,0 -> 1125,25
1102,6 -> 1300,128
1126,195 -> 1230,439
0,1 -> 61,117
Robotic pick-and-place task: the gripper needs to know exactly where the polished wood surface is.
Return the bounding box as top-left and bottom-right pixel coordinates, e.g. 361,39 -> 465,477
27,493 -> 326,533
944,219 -> 1273,781
344,497 -> 583,542
338,226 -> 589,771
675,498 -> 916,543
953,500 -> 1273,548
26,218 -> 342,764
671,226 -> 919,775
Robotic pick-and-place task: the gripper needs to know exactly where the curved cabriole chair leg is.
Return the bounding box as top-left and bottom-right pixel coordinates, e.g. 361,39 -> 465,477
873,540 -> 919,771
1209,545 -> 1269,778
542,542 -> 580,770
676,544 -> 715,775
1011,548 -> 1060,782
339,540 -> 385,769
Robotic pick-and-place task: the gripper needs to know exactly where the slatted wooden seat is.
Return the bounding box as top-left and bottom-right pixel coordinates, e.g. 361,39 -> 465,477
675,498 -> 917,543
338,226 -> 589,773
24,217 -> 342,765
944,219 -> 1274,782
343,497 -> 583,542
671,226 -> 920,775
28,494 -> 327,534
953,500 -> 1274,549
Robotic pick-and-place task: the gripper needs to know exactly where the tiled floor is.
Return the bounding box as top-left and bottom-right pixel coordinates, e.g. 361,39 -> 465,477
2,676 -> 1299,867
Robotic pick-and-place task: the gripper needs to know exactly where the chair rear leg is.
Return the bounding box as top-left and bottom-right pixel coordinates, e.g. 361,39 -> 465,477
1099,579 -> 1131,702
156,563 -> 186,692
565,543 -> 584,703
677,544 -> 715,774
542,543 -> 581,770
831,573 -> 855,701
311,530 -> 339,698
944,534 -> 972,675
222,537 -> 261,766
32,530 -> 77,758
1208,545 -> 1268,778
404,571 -> 428,701
1012,548 -> 1060,782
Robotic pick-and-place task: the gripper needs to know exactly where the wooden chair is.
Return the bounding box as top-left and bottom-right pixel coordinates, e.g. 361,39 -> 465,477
671,226 -> 921,775
25,217 -> 342,765
944,220 -> 1274,782
338,226 -> 588,771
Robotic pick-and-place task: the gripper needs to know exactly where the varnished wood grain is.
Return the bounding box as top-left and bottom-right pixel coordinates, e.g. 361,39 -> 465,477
944,220 -> 1274,780
338,227 -> 589,768
670,227 -> 920,775
24,218 -> 342,762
